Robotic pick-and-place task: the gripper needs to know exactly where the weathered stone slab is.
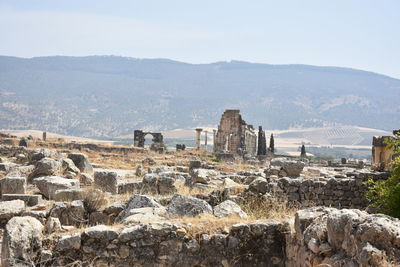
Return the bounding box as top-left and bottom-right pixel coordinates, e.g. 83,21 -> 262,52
68,153 -> 93,172
0,200 -> 25,224
53,189 -> 83,201
2,194 -> 42,206
34,176 -> 80,199
94,171 -> 121,194
0,176 -> 26,195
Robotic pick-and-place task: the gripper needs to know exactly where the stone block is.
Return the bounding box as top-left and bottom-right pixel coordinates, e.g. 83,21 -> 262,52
0,176 -> 26,195
94,171 -> 121,194
53,189 -> 83,201
2,194 -> 42,206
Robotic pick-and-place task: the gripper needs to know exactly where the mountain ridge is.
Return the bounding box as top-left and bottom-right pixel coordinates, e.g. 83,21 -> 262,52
0,55 -> 399,137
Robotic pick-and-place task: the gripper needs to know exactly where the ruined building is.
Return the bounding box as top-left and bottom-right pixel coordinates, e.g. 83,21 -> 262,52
133,130 -> 164,148
372,129 -> 398,171
214,110 -> 257,156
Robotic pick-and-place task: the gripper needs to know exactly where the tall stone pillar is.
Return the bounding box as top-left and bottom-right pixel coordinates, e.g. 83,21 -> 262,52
213,130 -> 217,152
204,130 -> 208,151
42,131 -> 47,141
195,128 -> 202,150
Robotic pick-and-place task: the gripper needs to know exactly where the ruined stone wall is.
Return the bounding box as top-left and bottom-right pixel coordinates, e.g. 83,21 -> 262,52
38,207 -> 400,267
215,110 -> 257,156
265,171 -> 390,209
49,221 -> 288,267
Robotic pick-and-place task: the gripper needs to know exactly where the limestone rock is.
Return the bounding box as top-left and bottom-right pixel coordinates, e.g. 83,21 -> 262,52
122,207 -> 167,225
1,216 -> 44,267
214,200 -> 248,219
248,177 -> 269,194
191,168 -> 218,184
0,176 -> 26,195
167,194 -> 213,217
0,200 -> 25,224
29,157 -> 61,178
61,158 -> 80,174
34,176 -> 80,199
79,173 -> 94,185
117,194 -> 162,221
53,189 -> 83,201
84,225 -> 118,242
94,171 -> 121,194
68,153 -> 93,173
45,217 -> 62,234
57,233 -> 81,251
49,200 -> 86,226
270,158 -> 305,177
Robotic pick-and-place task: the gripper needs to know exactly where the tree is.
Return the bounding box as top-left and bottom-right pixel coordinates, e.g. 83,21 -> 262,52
269,133 -> 275,153
366,130 -> 400,218
300,144 -> 306,157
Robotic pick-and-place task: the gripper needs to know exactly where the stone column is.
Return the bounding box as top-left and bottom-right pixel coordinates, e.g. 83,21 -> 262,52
195,128 -> 202,150
213,130 -> 217,152
42,131 -> 47,141
204,130 -> 208,151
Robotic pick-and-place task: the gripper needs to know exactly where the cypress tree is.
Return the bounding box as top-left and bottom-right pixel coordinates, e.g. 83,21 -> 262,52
300,144 -> 306,157
269,133 -> 275,153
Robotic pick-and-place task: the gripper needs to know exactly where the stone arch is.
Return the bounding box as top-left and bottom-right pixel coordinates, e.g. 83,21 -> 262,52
133,130 -> 164,148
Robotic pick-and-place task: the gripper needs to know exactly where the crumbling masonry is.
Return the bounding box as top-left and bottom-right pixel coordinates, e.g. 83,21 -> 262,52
214,110 -> 257,156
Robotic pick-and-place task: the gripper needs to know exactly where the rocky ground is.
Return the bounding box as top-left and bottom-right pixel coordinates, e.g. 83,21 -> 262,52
0,139 -> 398,266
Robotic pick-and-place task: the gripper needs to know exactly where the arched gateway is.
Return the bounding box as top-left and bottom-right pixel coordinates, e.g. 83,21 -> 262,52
133,130 -> 164,148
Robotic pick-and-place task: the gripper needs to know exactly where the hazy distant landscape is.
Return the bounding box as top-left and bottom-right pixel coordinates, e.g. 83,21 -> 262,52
0,56 -> 399,138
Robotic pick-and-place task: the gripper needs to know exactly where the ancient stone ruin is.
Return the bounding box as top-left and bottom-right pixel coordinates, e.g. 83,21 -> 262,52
214,110 -> 257,156
372,129 -> 398,171
133,130 -> 164,152
0,131 -> 397,266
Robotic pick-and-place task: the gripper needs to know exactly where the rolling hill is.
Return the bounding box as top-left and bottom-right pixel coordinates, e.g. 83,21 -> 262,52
0,55 -> 399,137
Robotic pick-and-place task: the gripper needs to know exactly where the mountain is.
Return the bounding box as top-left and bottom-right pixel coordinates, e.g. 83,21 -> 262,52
0,55 -> 399,137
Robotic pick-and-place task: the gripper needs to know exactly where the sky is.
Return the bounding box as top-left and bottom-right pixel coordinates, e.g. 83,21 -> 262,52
0,0 -> 399,78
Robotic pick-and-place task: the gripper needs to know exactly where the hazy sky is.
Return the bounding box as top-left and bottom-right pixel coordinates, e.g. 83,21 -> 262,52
1,0 -> 399,78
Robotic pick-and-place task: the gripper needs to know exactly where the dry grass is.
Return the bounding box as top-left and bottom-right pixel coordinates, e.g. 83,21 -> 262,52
81,188 -> 109,213
240,194 -> 300,221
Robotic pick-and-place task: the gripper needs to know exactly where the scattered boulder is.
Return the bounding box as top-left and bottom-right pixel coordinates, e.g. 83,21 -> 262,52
122,207 -> 167,225
214,200 -> 248,219
167,194 -> 213,217
83,225 -> 119,242
45,217 -> 62,234
49,200 -> 86,226
191,168 -> 219,184
2,194 -> 42,207
29,157 -> 61,179
94,171 -> 121,194
1,216 -> 44,267
0,176 -> 26,195
61,158 -> 80,175
53,189 -> 83,201
57,233 -> 81,251
117,194 -> 163,221
34,176 -> 80,199
249,177 -> 269,194
0,200 -> 25,224
270,158 -> 305,177
68,153 -> 93,173
0,162 -> 17,172
79,173 -> 94,185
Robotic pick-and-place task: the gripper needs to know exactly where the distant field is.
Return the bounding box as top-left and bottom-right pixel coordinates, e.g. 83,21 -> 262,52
4,125 -> 388,160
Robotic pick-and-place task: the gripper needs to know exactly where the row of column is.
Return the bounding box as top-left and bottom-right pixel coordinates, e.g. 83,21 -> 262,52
195,128 -> 216,150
